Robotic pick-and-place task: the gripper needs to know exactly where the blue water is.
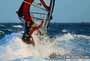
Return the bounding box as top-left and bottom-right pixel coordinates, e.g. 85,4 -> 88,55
0,23 -> 90,36
0,23 -> 90,61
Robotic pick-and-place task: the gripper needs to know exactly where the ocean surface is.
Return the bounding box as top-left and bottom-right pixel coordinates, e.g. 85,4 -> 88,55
0,23 -> 90,61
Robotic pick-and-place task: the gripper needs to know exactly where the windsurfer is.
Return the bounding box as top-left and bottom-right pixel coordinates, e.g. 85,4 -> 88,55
16,0 -> 45,46
16,0 -> 51,46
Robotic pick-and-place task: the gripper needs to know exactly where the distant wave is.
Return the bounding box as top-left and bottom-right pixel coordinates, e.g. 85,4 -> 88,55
62,29 -> 68,33
0,31 -> 5,39
12,25 -> 23,28
6,29 -> 14,32
0,31 -> 4,34
0,24 -> 5,27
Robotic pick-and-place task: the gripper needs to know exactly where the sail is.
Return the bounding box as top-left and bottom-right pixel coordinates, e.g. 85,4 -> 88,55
42,0 -> 55,30
30,0 -> 55,33
16,0 -> 55,34
16,0 -> 55,45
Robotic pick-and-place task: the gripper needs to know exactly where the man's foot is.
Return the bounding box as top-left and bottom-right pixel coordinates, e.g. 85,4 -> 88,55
28,37 -> 35,46
22,34 -> 35,46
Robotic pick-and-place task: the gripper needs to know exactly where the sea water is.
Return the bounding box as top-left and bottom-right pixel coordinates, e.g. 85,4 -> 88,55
0,23 -> 90,61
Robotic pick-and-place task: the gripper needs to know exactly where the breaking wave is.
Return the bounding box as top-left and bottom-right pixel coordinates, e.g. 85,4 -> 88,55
0,32 -> 90,61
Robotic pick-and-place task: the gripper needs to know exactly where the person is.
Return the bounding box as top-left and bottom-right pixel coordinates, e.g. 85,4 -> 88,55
16,0 -> 50,46
16,0 -> 36,46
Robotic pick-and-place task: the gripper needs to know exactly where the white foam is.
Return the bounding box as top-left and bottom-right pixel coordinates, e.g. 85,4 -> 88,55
73,34 -> 90,39
0,32 -> 56,60
13,25 -> 23,28
0,32 -> 90,60
62,29 -> 68,32
55,33 -> 74,41
56,33 -> 90,41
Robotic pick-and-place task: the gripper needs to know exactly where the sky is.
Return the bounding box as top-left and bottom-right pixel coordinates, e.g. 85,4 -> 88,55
0,0 -> 90,23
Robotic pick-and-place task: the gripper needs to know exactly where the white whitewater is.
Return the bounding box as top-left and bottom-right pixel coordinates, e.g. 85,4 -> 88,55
0,31 -> 90,61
